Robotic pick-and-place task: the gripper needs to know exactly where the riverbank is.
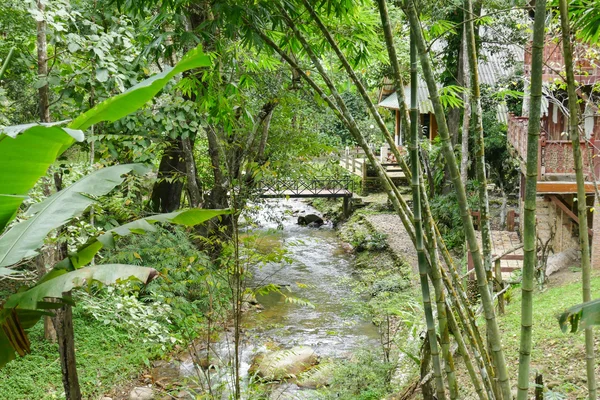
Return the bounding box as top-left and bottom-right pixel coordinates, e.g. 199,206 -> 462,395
310,198 -> 425,398
317,195 -> 600,399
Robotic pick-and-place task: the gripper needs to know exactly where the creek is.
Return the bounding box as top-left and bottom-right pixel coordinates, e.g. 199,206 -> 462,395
181,199 -> 381,398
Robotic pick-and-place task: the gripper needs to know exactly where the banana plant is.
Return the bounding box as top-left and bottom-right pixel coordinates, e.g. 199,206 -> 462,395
559,298 -> 600,334
0,44 -> 215,368
0,44 -> 211,232
0,206 -> 229,368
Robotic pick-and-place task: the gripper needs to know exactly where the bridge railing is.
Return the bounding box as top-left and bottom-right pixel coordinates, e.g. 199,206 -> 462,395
258,177 -> 354,198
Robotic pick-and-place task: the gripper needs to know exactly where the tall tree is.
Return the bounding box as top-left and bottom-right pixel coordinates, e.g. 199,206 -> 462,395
558,1 -> 597,398
409,30 -> 447,400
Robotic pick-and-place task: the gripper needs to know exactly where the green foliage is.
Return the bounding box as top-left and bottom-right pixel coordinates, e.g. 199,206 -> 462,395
568,0 -> 600,43
481,83 -> 520,192
322,351 -> 394,399
78,284 -> 177,347
350,230 -> 388,252
498,276 -> 600,399
0,123 -> 84,231
0,307 -> 163,399
102,226 -> 231,332
429,186 -> 480,249
0,164 -> 148,268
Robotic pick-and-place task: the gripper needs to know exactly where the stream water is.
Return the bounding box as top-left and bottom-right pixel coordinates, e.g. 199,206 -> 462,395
182,199 -> 380,398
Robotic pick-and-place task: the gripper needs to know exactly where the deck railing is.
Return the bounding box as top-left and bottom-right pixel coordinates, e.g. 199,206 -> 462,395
507,113 -> 600,180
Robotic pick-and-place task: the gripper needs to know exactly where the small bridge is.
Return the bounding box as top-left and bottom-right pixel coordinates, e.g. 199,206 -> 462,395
258,177 -> 354,217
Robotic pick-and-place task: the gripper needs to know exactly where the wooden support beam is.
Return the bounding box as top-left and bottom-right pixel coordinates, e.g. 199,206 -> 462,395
536,181 -> 597,193
547,194 -> 594,237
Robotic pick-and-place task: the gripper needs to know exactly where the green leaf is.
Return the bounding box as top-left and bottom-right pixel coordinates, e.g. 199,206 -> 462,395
0,164 -> 149,267
558,298 -> 600,333
60,208 -> 230,270
0,122 -> 84,231
69,45 -> 211,131
96,68 -> 109,83
6,264 -> 157,310
0,263 -> 157,368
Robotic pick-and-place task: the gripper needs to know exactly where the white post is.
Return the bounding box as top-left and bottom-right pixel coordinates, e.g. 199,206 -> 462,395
380,145 -> 389,163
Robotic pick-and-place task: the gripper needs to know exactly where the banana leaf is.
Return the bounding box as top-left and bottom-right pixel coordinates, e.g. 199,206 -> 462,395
558,298 -> 600,333
0,264 -> 157,367
0,164 -> 149,268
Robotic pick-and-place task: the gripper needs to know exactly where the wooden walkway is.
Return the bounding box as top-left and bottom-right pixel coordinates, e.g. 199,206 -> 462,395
468,230 -> 524,280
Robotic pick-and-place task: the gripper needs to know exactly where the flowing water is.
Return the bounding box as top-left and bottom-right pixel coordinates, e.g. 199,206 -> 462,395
181,199 -> 380,398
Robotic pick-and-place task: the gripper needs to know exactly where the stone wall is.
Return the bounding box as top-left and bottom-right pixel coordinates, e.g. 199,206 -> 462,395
592,196 -> 600,270
520,195 -> 579,254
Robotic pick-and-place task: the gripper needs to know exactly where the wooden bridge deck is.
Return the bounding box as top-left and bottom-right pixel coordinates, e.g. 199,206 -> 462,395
260,189 -> 353,198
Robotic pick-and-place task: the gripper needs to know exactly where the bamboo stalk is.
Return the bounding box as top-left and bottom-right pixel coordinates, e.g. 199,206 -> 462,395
516,0 -> 546,398
403,2 -> 511,398
445,300 -> 488,400
464,0 -> 493,291
409,31 -> 446,400
558,2 -> 597,398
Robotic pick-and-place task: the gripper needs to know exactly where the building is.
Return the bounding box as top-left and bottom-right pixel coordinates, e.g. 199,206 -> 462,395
377,47 -> 522,145
506,37 -> 600,263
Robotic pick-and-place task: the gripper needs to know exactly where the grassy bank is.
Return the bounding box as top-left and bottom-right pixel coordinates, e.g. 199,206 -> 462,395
0,308 -> 164,399
498,273 -> 600,398
0,226 -> 232,399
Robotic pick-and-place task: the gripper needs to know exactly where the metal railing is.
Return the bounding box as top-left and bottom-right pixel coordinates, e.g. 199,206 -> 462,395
258,177 -> 354,198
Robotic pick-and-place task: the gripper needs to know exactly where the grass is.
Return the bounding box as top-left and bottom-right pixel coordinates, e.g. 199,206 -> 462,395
498,274 -> 600,398
0,307 -> 166,400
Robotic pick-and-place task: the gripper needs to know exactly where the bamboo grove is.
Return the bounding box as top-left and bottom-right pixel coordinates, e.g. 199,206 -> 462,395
237,0 -> 599,398
2,0 -> 600,399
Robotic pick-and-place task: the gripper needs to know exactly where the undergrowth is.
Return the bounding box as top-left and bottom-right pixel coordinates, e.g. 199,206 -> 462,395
0,307 -> 161,399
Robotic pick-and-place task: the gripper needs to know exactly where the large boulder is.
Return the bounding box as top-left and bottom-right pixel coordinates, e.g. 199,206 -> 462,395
546,247 -> 580,276
250,346 -> 318,381
296,362 -> 334,389
298,214 -> 324,227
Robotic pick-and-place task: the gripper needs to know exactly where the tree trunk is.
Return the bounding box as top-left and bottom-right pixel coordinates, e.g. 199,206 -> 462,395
409,32 -> 447,400
182,135 -> 202,208
150,138 -> 186,213
516,1 -> 546,398
403,3 -> 512,398
36,0 -> 59,344
54,300 -> 81,400
558,2 -> 597,398
36,0 -> 50,123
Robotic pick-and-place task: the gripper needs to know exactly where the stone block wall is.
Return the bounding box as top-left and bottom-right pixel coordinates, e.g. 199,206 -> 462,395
519,195 -> 579,254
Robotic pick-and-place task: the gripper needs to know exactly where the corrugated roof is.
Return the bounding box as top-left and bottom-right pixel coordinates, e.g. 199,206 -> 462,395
378,45 -> 523,124
379,87 -> 509,124
378,82 -> 436,114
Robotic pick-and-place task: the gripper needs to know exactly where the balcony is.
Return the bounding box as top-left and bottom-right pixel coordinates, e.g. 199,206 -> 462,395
507,113 -> 600,192
523,40 -> 600,85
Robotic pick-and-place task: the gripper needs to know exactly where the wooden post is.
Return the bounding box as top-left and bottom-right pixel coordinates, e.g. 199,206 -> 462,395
507,210 -> 515,232
495,258 -> 505,314
362,159 -> 368,194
